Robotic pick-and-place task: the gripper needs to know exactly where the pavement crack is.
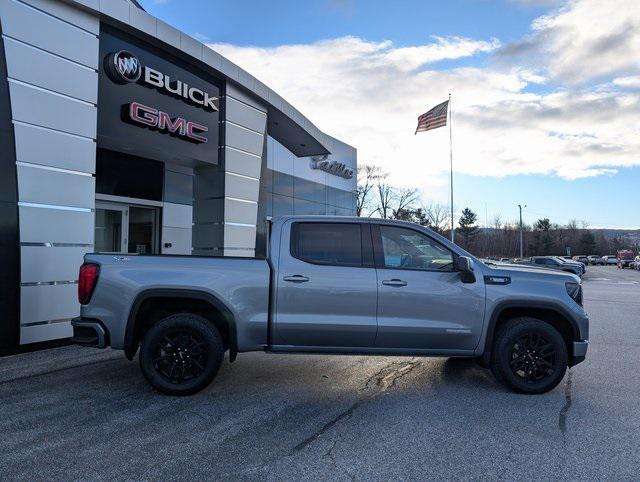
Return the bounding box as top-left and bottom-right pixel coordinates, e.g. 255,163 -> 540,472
558,370 -> 573,435
290,399 -> 363,453
322,438 -> 339,469
291,359 -> 421,455
363,359 -> 421,392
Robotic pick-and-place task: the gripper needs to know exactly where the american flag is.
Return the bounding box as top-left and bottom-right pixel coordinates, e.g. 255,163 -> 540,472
415,100 -> 449,134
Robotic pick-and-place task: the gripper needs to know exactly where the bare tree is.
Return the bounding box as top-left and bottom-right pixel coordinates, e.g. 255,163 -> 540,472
391,188 -> 419,219
424,202 -> 449,234
375,181 -> 395,219
492,215 -> 502,231
356,164 -> 384,217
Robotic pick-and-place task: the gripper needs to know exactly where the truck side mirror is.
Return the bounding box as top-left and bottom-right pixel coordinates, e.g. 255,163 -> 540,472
454,256 -> 476,283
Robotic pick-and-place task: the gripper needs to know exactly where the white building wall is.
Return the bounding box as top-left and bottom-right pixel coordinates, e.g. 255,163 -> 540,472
193,83 -> 267,258
0,0 -> 99,344
0,0 -> 357,346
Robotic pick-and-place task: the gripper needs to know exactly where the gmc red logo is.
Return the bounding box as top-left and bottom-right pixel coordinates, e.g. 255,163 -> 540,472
128,102 -> 208,143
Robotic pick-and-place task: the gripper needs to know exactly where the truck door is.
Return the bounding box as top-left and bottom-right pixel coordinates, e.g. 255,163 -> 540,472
372,224 -> 485,351
274,220 -> 378,347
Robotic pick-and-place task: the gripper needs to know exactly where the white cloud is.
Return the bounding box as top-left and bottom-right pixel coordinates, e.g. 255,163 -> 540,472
613,76 -> 640,89
206,0 -> 640,198
192,32 -> 210,43
502,0 -> 640,84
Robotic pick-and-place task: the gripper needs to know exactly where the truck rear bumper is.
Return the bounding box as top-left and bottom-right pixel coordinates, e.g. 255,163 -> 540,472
71,318 -> 108,348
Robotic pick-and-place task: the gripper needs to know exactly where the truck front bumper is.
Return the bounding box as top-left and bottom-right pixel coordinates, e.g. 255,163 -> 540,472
71,318 -> 108,348
571,340 -> 588,367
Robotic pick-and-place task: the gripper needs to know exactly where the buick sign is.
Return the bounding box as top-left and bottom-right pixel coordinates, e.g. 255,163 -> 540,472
105,50 -> 219,112
105,50 -> 142,83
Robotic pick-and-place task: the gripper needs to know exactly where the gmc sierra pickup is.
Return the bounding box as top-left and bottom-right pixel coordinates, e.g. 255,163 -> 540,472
72,216 -> 589,396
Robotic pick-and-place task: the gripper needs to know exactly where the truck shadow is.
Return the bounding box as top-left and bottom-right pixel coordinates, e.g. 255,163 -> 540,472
432,357 -> 505,392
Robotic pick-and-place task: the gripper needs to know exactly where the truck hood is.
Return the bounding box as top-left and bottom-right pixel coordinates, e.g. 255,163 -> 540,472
482,262 -> 580,282
562,260 -> 583,267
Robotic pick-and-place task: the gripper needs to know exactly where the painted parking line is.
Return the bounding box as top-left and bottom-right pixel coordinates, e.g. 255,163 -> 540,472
585,278 -> 639,285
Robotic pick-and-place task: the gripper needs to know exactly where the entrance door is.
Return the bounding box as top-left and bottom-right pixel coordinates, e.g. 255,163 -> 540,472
95,203 -> 128,253
95,202 -> 159,254
127,206 -> 158,255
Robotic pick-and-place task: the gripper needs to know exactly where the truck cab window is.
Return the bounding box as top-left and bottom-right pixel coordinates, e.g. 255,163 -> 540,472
379,226 -> 453,271
291,223 -> 363,266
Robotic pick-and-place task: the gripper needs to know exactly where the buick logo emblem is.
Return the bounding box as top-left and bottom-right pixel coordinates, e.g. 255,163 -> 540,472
105,50 -> 142,83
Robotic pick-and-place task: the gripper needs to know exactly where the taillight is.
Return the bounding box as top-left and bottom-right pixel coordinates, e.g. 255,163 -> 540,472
78,263 -> 99,305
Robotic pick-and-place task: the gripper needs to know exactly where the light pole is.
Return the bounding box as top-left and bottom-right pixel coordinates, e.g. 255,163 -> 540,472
518,204 -> 527,258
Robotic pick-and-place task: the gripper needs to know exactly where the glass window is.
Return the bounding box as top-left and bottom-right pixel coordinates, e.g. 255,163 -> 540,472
291,223 -> 362,266
128,206 -> 157,254
95,207 -> 124,253
379,226 -> 454,271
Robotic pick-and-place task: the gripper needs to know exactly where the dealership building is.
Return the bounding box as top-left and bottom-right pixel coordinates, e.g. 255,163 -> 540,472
0,0 -> 357,349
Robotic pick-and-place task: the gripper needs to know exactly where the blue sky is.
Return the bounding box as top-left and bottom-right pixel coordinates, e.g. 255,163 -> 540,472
140,0 -> 640,229
141,0 -> 544,48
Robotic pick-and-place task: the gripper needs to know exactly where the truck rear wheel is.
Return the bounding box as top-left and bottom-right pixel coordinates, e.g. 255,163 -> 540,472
139,313 -> 224,396
490,317 -> 567,394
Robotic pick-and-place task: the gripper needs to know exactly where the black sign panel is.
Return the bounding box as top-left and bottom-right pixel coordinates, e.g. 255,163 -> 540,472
97,26 -> 221,166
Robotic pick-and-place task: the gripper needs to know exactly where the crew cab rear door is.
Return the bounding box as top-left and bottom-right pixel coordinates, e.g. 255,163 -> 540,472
273,219 -> 378,347
372,223 -> 485,351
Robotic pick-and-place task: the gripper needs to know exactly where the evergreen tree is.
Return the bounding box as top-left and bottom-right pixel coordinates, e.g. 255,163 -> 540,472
533,218 -> 554,255
578,231 -> 597,254
458,208 -> 479,249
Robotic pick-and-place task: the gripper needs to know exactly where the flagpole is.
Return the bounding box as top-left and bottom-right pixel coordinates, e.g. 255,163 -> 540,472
449,93 -> 454,243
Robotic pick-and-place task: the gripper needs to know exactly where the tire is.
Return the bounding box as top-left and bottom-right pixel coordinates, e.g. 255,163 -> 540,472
139,313 -> 224,396
490,317 -> 567,394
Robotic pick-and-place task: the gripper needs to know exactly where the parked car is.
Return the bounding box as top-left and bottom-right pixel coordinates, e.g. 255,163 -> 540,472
572,255 -> 588,265
516,256 -> 584,276
603,255 -> 618,266
587,255 -> 602,266
617,250 -> 635,269
634,256 -> 640,270
72,216 -> 588,396
553,257 -> 586,275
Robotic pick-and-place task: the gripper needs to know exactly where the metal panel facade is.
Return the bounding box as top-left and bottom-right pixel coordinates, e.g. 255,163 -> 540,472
0,0 -> 356,348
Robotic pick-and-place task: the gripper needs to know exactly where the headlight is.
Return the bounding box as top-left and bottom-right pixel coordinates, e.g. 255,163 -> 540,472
565,282 -> 583,306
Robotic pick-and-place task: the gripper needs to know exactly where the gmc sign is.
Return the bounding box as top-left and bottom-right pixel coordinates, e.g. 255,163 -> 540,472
128,102 -> 208,143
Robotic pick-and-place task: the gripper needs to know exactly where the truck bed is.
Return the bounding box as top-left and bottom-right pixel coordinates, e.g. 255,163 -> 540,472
84,254 -> 271,352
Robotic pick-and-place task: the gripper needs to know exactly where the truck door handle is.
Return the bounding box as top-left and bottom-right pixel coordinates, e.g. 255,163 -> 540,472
382,279 -> 407,287
283,275 -> 309,283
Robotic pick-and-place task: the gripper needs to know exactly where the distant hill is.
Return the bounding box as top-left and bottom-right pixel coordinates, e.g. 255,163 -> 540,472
591,229 -> 640,241
479,227 -> 640,239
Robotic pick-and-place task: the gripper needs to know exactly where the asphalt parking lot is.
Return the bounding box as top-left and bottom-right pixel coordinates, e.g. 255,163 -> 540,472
1,265 -> 639,480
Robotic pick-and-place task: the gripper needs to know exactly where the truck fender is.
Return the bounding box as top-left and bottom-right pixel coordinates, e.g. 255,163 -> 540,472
124,288 -> 238,361
481,300 -> 581,366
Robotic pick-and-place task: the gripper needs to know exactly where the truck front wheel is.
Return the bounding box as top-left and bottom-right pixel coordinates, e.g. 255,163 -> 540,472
139,313 -> 224,396
490,318 -> 567,394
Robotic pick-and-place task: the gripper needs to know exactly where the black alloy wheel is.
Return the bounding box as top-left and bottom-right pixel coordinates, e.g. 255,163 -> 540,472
153,330 -> 208,384
491,317 -> 567,394
139,313 -> 224,396
509,332 -> 555,384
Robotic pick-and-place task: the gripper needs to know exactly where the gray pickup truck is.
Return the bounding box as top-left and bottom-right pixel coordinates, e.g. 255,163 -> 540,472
516,256 -> 585,277
72,216 -> 588,396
